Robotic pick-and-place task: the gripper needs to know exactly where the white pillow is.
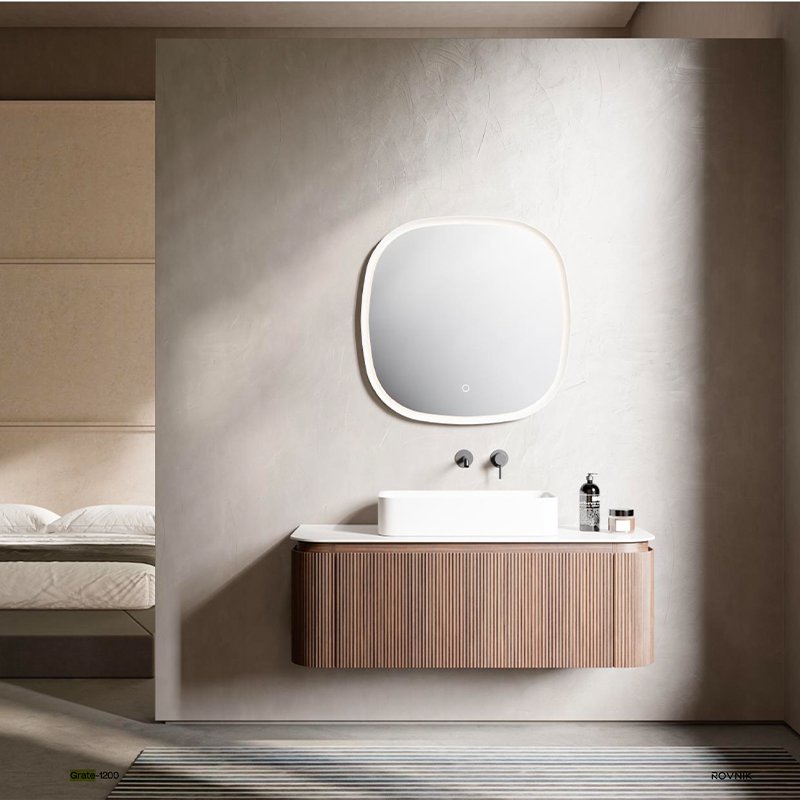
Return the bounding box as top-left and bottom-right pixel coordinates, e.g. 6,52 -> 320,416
0,504 -> 60,533
47,505 -> 155,535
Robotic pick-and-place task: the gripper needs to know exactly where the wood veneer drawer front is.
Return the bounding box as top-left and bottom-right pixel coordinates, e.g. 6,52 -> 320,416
292,548 -> 654,669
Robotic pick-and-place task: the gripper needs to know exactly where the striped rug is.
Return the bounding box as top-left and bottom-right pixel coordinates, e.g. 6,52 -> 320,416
108,746 -> 800,798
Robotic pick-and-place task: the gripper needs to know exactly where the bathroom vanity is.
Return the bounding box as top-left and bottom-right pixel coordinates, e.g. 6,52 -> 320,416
289,216 -> 655,670
291,524 -> 654,670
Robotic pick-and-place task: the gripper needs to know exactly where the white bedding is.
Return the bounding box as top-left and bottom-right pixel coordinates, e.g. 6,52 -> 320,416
0,531 -> 155,609
0,560 -> 155,609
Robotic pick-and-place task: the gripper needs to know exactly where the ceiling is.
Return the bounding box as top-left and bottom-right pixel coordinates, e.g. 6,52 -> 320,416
0,2 -> 639,29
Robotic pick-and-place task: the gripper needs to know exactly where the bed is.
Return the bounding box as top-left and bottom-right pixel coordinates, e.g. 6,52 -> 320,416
0,533 -> 155,610
0,505 -> 155,678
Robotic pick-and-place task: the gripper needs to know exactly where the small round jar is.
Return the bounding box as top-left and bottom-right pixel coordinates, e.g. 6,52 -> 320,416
608,509 -> 635,533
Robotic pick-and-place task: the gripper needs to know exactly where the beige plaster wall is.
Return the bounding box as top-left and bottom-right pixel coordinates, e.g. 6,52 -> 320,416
156,37 -> 783,721
0,102 -> 154,513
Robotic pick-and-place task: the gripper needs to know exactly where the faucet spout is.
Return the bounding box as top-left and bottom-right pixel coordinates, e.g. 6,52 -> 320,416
455,450 -> 474,469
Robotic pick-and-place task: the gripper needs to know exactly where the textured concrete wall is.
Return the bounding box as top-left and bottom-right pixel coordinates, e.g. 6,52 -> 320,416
156,38 -> 783,721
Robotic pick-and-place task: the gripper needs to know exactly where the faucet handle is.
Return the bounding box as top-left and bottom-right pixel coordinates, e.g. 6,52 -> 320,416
490,449 -> 509,480
455,450 -> 474,469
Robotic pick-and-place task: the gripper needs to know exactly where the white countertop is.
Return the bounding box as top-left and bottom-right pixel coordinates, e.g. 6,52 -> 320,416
291,524 -> 654,544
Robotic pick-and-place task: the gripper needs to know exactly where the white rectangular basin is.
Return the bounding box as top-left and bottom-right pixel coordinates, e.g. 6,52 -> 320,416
378,490 -> 558,538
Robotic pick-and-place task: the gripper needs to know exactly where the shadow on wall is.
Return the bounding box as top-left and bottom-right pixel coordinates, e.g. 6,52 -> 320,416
176,238 -> 385,693
155,39 -> 497,444
695,40 -> 783,720
175,228 -> 427,696
180,538 -> 290,687
180,505 -> 377,689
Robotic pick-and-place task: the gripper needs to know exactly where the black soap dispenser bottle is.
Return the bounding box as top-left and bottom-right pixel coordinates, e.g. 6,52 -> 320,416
579,473 -> 600,532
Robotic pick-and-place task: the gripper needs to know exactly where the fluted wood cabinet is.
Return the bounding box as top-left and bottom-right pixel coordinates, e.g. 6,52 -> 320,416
292,542 -> 653,669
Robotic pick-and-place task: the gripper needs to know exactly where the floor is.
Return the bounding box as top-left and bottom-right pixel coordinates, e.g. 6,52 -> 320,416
2,678 -> 800,800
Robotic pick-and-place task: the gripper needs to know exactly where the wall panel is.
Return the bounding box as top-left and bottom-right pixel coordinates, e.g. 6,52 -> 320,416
0,263 -> 154,425
0,428 -> 154,515
0,102 -> 154,259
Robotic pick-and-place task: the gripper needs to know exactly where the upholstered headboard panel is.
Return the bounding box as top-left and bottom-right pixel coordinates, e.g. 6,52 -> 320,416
0,102 -> 154,513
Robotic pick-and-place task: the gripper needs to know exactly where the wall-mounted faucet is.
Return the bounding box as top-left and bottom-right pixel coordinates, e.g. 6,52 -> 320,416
454,450 -> 474,469
490,449 -> 509,480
